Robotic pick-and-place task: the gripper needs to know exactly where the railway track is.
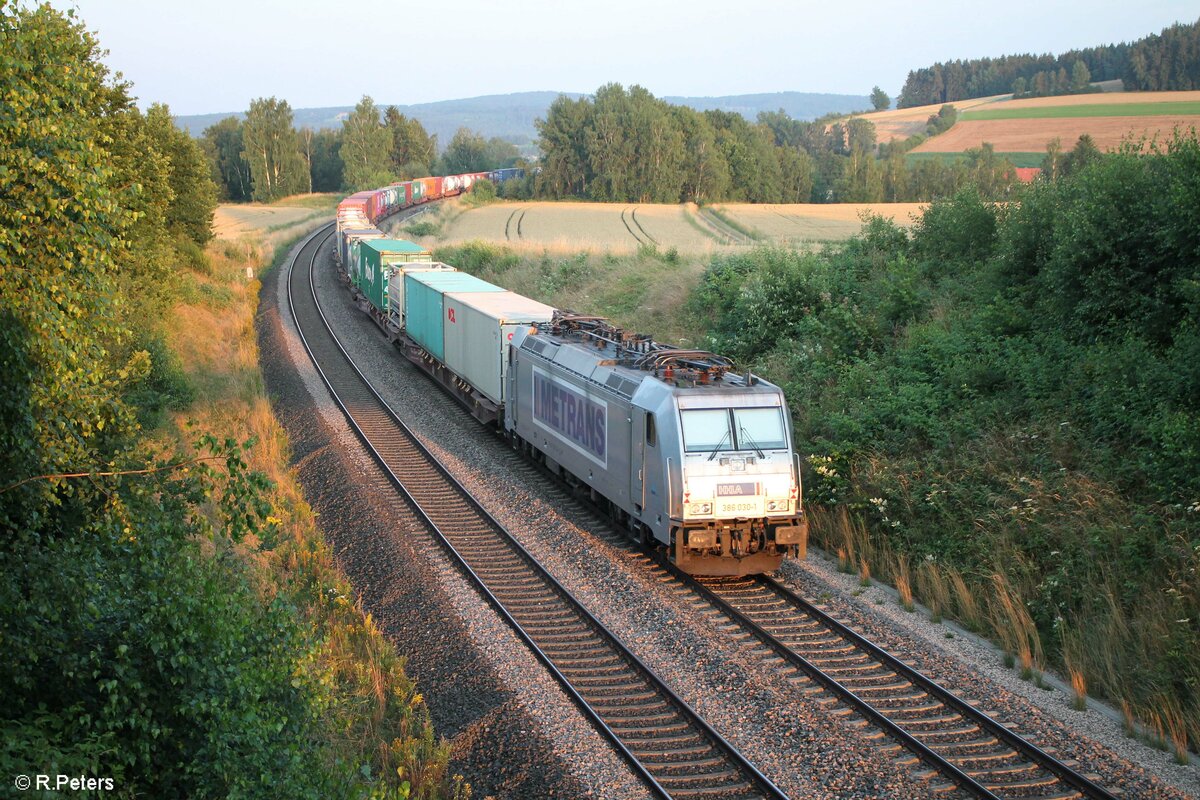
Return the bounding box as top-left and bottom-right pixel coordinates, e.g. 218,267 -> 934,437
286,223 -> 788,800
672,569 -> 1121,800
497,433 -> 1121,799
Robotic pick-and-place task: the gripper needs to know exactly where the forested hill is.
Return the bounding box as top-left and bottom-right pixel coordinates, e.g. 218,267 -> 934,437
175,89 -> 871,143
898,17 -> 1200,107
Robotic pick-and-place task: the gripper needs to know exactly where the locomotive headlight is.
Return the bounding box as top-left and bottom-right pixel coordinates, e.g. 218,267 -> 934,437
766,498 -> 791,512
687,502 -> 712,516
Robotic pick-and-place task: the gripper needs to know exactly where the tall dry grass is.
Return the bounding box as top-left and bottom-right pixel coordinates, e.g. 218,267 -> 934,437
893,554 -> 915,612
162,209 -> 464,797
989,571 -> 1043,681
916,560 -> 950,623
945,566 -> 984,632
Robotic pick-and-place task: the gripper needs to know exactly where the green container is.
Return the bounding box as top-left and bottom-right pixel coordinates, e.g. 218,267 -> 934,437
360,239 -> 431,314
404,271 -> 503,361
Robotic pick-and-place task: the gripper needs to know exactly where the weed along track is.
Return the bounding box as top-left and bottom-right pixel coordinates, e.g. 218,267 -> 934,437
287,225 -> 788,800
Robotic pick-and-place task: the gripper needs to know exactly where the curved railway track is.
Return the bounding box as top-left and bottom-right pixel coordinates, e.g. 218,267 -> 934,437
286,222 -> 788,800
672,569 -> 1121,800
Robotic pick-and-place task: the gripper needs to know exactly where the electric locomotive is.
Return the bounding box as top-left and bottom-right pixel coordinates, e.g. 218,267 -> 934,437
506,313 -> 807,576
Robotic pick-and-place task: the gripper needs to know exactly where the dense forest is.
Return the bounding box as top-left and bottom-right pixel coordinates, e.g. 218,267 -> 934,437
899,18 -> 1200,107
532,83 -> 1021,204
1,6 -> 462,797
203,95 -> 521,202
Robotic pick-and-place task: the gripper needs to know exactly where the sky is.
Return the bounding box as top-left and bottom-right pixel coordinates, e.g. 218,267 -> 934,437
51,0 -> 1200,116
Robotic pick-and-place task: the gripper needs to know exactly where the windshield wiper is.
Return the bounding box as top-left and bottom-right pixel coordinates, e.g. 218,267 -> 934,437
738,426 -> 766,459
706,428 -> 731,461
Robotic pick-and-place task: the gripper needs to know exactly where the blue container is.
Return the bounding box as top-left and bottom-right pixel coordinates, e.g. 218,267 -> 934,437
404,271 -> 503,361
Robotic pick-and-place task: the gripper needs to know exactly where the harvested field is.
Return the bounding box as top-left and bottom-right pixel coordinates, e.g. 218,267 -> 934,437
213,195 -> 336,239
961,101 -> 1200,120
852,90 -> 1200,144
996,89 -> 1200,111
712,203 -> 926,244
852,95 -> 1007,143
909,116 -> 1199,154
428,201 -> 921,253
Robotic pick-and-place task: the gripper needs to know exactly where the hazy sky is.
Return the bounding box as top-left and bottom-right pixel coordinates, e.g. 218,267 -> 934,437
53,0 -> 1199,116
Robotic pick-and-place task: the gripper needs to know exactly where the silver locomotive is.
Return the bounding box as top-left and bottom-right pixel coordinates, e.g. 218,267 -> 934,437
506,313 -> 807,576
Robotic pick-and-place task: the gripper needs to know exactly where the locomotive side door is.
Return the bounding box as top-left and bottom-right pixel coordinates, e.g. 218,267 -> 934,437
630,406 -> 647,513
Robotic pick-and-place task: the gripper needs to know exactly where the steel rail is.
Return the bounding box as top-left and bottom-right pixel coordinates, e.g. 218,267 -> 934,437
284,222 -> 788,800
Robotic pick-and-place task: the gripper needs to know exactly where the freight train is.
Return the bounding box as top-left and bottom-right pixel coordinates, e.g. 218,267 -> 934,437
332,172 -> 807,576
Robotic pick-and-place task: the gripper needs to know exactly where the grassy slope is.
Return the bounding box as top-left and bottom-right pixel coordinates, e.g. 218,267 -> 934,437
169,200 -> 464,799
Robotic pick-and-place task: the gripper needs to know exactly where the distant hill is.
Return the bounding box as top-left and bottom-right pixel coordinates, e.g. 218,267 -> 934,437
175,90 -> 871,148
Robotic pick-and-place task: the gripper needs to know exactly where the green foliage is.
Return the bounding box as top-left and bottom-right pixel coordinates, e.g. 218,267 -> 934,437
438,128 -> 485,175
1,7 -> 462,798
870,86 -> 890,111
146,104 -> 218,246
202,116 -> 253,202
403,220 -> 441,238
242,97 -> 309,202
433,242 -> 521,276
912,187 -> 999,271
384,107 -> 436,179
689,135 -> 1200,734
925,104 -> 958,136
342,95 -> 393,192
466,178 -> 497,204
537,84 -> 1013,204
300,126 -> 344,194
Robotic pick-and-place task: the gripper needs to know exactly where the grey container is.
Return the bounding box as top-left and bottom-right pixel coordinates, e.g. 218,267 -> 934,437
443,291 -> 556,405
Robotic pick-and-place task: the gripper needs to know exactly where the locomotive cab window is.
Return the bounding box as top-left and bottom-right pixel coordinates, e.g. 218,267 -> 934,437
680,409 -> 734,453
732,407 -> 787,450
645,413 -> 657,447
681,407 -> 787,453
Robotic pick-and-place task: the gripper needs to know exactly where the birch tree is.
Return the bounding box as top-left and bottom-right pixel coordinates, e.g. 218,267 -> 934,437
341,95 -> 392,191
241,97 -> 307,202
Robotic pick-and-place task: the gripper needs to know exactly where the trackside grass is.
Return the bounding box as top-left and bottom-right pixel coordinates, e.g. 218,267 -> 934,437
175,199 -> 468,799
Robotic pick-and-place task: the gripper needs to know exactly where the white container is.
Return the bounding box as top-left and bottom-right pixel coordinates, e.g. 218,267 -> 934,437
443,291 -> 556,405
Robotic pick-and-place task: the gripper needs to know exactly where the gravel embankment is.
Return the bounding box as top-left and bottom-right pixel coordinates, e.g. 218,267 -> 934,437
257,230 -> 651,800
